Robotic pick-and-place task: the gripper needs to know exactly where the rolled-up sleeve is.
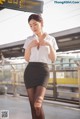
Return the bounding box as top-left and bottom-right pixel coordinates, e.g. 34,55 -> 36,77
52,37 -> 58,51
23,38 -> 30,50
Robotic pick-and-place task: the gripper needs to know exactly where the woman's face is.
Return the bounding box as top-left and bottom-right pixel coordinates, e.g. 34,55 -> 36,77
29,19 -> 43,34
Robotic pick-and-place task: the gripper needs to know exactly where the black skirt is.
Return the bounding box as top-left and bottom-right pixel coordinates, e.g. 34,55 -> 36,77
24,62 -> 49,89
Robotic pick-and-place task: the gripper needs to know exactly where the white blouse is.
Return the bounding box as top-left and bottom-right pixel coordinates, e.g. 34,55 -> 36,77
23,34 -> 58,64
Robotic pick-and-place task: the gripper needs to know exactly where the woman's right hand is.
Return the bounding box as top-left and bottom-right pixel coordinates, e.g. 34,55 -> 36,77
24,39 -> 39,62
28,40 -> 39,49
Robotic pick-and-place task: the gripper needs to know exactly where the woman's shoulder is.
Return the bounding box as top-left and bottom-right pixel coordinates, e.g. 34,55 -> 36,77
26,34 -> 35,40
47,34 -> 58,50
24,34 -> 35,43
23,34 -> 35,49
46,34 -> 56,41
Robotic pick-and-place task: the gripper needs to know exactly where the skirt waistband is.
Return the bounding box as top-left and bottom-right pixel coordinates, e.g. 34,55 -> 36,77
28,62 -> 48,66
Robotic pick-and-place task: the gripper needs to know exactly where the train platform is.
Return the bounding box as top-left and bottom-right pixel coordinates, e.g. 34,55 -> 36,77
0,94 -> 80,119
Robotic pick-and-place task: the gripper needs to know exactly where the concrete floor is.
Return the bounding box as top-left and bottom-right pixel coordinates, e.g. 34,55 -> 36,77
0,94 -> 80,119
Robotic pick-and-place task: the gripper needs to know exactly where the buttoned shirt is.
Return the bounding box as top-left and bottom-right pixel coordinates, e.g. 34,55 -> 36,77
23,34 -> 58,64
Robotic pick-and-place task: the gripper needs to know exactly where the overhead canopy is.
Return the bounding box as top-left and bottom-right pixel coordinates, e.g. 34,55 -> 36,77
0,0 -> 44,13
51,27 -> 80,51
0,1 -> 80,45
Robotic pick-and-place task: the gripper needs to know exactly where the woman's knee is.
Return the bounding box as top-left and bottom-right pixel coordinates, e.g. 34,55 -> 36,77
34,96 -> 43,115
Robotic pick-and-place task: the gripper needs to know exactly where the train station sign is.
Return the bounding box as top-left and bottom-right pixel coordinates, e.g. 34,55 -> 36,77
0,0 -> 44,13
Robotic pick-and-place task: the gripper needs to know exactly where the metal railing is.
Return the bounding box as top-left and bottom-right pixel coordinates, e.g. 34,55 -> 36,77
0,61 -> 80,107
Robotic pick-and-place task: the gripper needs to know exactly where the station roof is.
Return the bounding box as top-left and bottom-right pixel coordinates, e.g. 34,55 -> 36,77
52,27 -> 80,51
0,27 -> 80,59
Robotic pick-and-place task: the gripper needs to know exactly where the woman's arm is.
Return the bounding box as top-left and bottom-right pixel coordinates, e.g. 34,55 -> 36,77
24,46 -> 31,62
48,44 -> 57,62
39,37 -> 57,62
24,40 -> 39,62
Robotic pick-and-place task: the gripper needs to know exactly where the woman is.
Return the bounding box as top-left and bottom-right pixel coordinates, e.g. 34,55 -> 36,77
23,14 -> 58,119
